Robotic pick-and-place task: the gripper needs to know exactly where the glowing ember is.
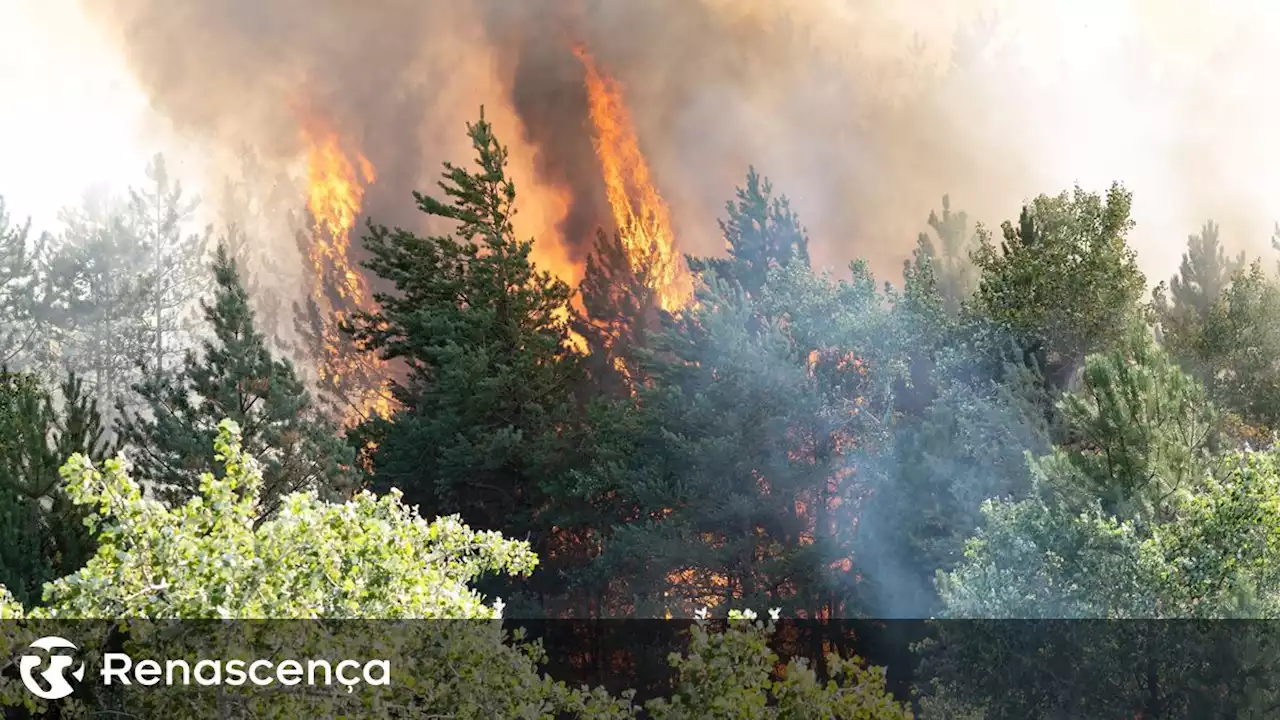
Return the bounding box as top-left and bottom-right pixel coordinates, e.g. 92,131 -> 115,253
575,46 -> 693,312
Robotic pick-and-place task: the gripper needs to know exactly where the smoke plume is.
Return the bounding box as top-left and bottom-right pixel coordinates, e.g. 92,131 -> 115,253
78,0 -> 1280,292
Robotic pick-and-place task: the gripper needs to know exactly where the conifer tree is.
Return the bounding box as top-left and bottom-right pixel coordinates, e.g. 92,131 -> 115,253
573,228 -> 661,396
1167,220 -> 1244,320
128,153 -> 213,373
219,214 -> 291,359
687,167 -> 810,300
291,275 -> 387,425
347,109 -> 584,606
116,244 -> 356,516
0,370 -> 110,605
0,197 -> 45,370
1040,327 -> 1218,523
40,194 -> 154,426
218,148 -> 295,346
1155,220 -> 1247,383
1188,260 -> 1280,436
574,170 -> 899,617
580,261 -> 899,618
912,194 -> 980,316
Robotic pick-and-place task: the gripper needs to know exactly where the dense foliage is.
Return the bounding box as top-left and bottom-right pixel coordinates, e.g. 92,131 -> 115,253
6,103 -> 1280,715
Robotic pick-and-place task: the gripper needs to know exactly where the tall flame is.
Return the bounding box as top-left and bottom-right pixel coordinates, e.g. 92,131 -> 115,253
298,114 -> 396,427
302,117 -> 376,303
575,46 -> 693,311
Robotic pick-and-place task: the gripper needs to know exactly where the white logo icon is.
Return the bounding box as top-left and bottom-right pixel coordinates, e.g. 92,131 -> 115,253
19,636 -> 85,700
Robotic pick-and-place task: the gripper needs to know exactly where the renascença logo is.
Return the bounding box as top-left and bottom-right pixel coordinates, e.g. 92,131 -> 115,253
19,636 -> 86,700
15,635 -> 390,698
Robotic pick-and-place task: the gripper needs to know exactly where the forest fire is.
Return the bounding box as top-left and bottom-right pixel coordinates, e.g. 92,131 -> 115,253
288,48 -> 690,423
574,46 -> 693,312
298,114 -> 395,427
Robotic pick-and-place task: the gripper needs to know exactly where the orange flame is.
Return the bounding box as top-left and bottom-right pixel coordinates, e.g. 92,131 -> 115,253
575,46 -> 693,312
298,114 -> 396,427
301,117 -> 376,303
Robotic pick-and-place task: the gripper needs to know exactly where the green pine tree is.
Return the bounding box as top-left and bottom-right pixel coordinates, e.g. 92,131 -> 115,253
911,194 -> 980,316
575,174 -> 897,617
1186,260 -> 1280,438
573,228 -> 662,396
687,166 -> 810,300
0,197 -> 46,370
1039,327 -> 1218,523
0,369 -> 110,606
1167,220 -> 1244,320
346,108 -> 583,565
40,194 -> 155,427
116,244 -> 357,517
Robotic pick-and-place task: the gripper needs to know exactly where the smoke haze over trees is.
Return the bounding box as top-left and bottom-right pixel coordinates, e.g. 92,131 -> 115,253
10,1 -> 1280,716
44,1 -> 1280,286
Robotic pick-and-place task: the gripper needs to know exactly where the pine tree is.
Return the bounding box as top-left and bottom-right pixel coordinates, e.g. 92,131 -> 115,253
0,369 -> 110,606
574,173 -> 898,617
1155,221 -> 1247,383
291,269 -> 388,426
346,108 -> 583,592
912,195 -> 980,316
116,244 -> 357,517
128,153 -> 213,373
218,147 -> 295,346
1039,328 -> 1217,523
579,260 -> 899,618
687,167 -> 810,300
1189,260 -> 1280,437
40,194 -> 154,427
573,228 -> 662,396
1167,220 -> 1244,320
0,197 -> 45,370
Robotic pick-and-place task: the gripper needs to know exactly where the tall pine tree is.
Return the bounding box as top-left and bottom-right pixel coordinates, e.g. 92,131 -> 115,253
1155,220 -> 1247,383
0,197 -> 45,371
687,166 -> 810,300
218,147 -> 296,347
1166,220 -> 1244,321
128,153 -> 213,373
911,194 -> 980,316
573,172 -> 896,618
347,109 -> 584,602
573,228 -> 662,396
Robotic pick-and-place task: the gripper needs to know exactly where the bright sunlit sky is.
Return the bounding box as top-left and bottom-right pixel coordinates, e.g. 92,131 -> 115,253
0,0 -> 167,233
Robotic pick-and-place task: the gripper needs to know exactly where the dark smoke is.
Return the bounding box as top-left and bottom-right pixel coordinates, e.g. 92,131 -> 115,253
477,0 -> 602,264
76,0 -> 963,277
78,0 -> 1280,289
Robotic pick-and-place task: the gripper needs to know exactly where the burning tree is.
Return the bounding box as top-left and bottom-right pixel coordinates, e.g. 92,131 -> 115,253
574,228 -> 664,396
292,113 -> 396,429
576,46 -> 692,313
569,46 -> 699,397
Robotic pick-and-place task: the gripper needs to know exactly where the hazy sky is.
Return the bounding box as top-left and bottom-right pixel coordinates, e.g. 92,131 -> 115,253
0,0 -> 166,232
7,0 -> 1280,287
